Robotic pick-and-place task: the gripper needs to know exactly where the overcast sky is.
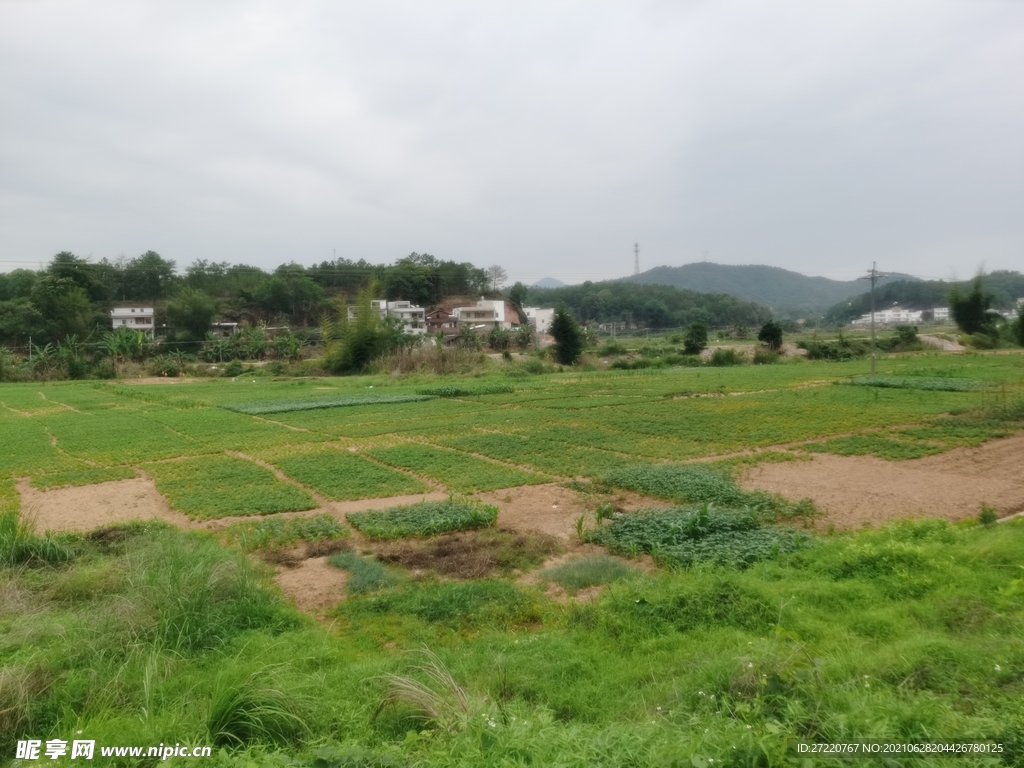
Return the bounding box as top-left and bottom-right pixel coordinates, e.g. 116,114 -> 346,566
1,0 -> 1021,285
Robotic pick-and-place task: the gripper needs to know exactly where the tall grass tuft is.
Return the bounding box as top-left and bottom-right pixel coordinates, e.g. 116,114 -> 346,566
373,647 -> 471,732
0,511 -> 76,567
542,554 -> 638,591
207,666 -> 309,747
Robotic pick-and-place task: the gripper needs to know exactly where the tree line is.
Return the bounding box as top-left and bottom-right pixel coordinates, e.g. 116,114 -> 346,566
0,251 -> 490,346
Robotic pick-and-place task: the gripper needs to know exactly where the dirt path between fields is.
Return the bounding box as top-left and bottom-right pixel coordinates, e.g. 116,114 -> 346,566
739,433 -> 1024,528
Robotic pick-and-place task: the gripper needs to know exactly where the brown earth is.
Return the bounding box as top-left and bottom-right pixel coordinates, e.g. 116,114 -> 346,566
273,557 -> 348,615
739,433 -> 1024,529
18,476 -> 191,534
376,528 -> 561,579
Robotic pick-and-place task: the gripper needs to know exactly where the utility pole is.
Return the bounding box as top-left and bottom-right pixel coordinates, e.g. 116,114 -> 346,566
634,243 -> 640,276
859,262 -> 887,375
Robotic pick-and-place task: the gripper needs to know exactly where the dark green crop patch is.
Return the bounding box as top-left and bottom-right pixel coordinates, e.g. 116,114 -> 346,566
347,499 -> 498,540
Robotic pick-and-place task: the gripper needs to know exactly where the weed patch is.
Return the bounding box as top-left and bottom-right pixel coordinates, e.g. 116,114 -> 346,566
542,554 -> 638,591
272,449 -> 428,500
327,551 -> 401,594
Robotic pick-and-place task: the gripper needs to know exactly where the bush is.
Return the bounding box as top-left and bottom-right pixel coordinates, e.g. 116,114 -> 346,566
346,499 -> 499,540
752,348 -> 780,365
224,359 -> 244,377
799,334 -> 868,361
597,341 -> 628,356
757,320 -> 783,351
683,321 -> 708,355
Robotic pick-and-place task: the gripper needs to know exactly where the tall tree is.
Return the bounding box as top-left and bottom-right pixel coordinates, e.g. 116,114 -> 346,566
485,265 -> 508,291
949,275 -> 996,336
166,288 -> 220,341
757,320 -> 784,350
124,251 -> 176,302
549,303 -> 585,365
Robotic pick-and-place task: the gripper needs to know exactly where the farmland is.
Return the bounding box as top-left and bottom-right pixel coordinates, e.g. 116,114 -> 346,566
2,351 -> 1024,766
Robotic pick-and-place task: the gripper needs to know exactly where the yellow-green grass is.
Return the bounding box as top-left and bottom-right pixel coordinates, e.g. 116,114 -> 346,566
30,467 -> 137,489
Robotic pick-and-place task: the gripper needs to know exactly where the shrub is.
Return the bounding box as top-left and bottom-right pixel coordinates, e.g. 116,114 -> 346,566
597,341 -> 628,356
752,348 -> 780,365
708,348 -> 744,367
224,359 -> 244,377
347,499 -> 499,540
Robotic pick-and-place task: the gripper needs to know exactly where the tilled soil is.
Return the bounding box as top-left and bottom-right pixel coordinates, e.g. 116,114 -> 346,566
739,433 -> 1024,528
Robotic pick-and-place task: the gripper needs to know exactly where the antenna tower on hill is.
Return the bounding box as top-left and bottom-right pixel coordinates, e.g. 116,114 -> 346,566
633,243 -> 640,275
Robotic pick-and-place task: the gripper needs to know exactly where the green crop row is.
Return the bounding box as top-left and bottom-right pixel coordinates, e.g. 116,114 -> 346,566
222,513 -> 349,551
849,376 -> 981,392
145,455 -> 317,519
222,393 -> 434,415
367,443 -> 549,492
347,498 -> 498,540
416,384 -> 515,397
272,448 -> 429,500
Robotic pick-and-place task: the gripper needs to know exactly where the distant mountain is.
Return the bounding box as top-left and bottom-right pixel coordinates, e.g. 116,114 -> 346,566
620,262 -> 917,316
824,270 -> 1024,324
534,277 -> 565,288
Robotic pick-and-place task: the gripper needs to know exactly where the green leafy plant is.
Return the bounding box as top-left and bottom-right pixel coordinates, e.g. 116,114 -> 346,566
347,499 -> 498,540
327,551 -> 401,594
542,554 -> 637,591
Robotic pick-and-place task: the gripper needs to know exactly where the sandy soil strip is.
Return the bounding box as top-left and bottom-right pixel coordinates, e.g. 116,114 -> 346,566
274,557 -> 348,615
739,433 -> 1024,528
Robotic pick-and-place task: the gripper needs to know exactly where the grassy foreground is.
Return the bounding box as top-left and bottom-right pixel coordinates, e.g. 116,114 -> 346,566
3,506 -> 1024,767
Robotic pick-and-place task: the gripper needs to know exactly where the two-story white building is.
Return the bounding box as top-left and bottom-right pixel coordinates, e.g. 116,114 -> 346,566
523,307 -> 555,334
348,300 -> 427,335
451,299 -> 519,331
851,306 -> 950,326
110,307 -> 155,337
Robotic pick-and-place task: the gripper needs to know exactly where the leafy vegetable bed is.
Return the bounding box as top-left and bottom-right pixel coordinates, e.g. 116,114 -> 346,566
604,464 -> 748,506
347,499 -> 498,540
222,513 -> 348,551
222,393 -> 434,415
588,505 -> 813,567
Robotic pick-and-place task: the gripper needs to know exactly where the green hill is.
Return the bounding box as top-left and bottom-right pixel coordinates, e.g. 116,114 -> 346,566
824,270 -> 1024,325
620,263 -> 917,317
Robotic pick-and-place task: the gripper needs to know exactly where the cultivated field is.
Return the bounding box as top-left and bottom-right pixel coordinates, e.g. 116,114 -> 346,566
2,352 -> 1024,766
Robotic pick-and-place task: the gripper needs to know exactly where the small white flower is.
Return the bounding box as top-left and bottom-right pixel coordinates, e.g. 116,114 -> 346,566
488,720 -> 496,728
746,725 -> 752,730
698,691 -> 704,696
748,663 -> 753,668
995,665 -> 1002,672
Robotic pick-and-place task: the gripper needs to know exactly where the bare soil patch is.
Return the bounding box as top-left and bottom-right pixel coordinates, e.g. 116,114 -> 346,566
274,557 -> 348,615
477,483 -> 593,541
739,433 -> 1024,528
18,476 -> 191,534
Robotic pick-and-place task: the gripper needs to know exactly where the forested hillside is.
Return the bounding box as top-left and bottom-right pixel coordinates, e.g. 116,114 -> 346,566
824,270 -> 1024,324
525,280 -> 772,329
621,262 -> 916,316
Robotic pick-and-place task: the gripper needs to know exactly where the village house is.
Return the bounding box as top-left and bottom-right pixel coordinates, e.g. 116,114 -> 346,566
109,307 -> 155,337
348,300 -> 427,335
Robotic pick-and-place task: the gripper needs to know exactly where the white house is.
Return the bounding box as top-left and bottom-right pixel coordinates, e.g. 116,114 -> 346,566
523,307 -> 554,334
851,306 -> 950,326
348,300 -> 427,335
452,299 -> 518,331
110,307 -> 155,337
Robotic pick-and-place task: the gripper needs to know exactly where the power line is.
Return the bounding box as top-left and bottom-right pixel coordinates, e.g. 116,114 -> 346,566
858,261 -> 888,376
